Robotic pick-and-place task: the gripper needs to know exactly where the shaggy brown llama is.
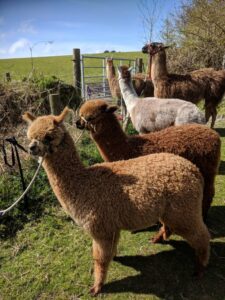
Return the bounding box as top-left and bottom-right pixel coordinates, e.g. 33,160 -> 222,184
23,108 -> 210,295
142,42 -> 225,128
76,99 -> 221,222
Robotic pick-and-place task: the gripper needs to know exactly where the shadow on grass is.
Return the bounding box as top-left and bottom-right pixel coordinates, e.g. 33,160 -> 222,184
0,195 -> 59,240
215,127 -> 225,137
207,206 -> 225,239
103,240 -> 225,299
218,160 -> 225,175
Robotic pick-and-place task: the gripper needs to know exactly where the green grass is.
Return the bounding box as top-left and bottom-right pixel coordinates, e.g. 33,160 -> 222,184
0,54 -> 225,299
0,52 -> 148,85
0,119 -> 225,300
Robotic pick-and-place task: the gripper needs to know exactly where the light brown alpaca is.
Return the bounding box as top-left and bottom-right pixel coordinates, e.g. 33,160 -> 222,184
106,58 -> 154,98
76,99 -> 221,221
142,42 -> 225,128
23,108 -> 210,296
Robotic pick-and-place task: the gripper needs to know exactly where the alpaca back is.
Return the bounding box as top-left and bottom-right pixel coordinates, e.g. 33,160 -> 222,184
154,74 -> 206,102
129,98 -> 205,133
87,152 -> 203,232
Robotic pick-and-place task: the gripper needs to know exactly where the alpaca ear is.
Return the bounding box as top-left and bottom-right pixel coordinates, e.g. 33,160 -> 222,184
54,106 -> 71,125
128,67 -> 133,72
22,112 -> 36,124
105,105 -> 118,114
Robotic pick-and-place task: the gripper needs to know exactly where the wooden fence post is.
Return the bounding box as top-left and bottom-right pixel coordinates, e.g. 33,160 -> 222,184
72,48 -> 81,97
5,72 -> 11,82
135,58 -> 143,73
49,93 -> 61,115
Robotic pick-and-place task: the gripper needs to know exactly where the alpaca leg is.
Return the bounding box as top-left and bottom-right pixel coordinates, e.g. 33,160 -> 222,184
210,107 -> 217,128
205,105 -> 212,124
174,222 -> 210,277
202,176 -> 215,221
91,232 -> 120,296
151,224 -> 171,244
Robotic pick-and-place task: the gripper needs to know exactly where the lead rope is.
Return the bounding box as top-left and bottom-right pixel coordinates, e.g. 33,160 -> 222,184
0,156 -> 44,217
2,137 -> 29,207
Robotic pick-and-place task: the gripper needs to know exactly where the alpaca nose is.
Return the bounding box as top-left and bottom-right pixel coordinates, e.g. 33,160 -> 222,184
29,142 -> 38,155
76,119 -> 84,129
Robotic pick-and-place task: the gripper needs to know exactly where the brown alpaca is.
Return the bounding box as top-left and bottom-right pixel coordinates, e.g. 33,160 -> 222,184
76,99 -> 221,221
142,42 -> 225,128
106,58 -> 154,98
24,108 -> 210,296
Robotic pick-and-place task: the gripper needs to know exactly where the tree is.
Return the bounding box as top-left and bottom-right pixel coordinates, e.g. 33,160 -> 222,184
161,0 -> 225,70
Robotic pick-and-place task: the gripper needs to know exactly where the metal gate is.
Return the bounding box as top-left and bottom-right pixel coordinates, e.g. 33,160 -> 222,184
80,55 -> 137,100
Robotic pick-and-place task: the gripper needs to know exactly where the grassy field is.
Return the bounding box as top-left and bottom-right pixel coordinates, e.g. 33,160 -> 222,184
0,52 -> 148,85
0,54 -> 225,299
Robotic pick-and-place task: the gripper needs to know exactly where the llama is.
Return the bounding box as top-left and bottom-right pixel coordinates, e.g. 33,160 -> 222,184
142,42 -> 225,128
106,58 -> 154,98
76,99 -> 221,222
118,66 -> 205,134
23,108 -> 210,296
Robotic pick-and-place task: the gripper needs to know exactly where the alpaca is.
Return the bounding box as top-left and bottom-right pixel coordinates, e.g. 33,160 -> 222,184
23,108 -> 210,296
106,58 -> 154,98
142,42 -> 225,128
118,66 -> 205,134
76,99 -> 221,221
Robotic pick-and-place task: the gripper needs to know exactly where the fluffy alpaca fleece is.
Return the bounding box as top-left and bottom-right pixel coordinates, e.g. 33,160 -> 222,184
118,66 -> 205,133
76,99 -> 221,220
142,42 -> 225,128
23,108 -> 210,296
106,58 -> 154,98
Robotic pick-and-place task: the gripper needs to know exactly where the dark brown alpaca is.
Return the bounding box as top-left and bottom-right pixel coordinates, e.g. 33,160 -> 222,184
106,58 -> 154,98
76,99 -> 221,222
142,42 -> 225,128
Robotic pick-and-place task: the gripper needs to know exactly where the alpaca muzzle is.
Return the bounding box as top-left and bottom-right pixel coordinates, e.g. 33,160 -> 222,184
76,119 -> 85,130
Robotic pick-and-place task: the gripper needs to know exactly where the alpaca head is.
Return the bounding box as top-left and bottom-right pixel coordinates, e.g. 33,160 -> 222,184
76,99 -> 117,132
106,57 -> 113,66
117,65 -> 133,83
23,107 -> 70,156
142,42 -> 169,56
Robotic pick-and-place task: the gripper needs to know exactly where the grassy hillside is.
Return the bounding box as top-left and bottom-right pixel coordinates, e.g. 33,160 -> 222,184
0,52 -> 148,85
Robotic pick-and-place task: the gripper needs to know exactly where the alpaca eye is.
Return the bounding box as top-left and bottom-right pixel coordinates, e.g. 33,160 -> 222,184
44,135 -> 53,143
86,116 -> 94,121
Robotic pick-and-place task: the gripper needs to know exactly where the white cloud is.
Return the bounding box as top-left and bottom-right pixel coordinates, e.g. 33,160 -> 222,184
9,38 -> 30,54
18,20 -> 37,34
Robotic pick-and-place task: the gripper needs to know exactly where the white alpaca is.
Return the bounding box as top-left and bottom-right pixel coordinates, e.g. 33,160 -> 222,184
117,66 -> 205,134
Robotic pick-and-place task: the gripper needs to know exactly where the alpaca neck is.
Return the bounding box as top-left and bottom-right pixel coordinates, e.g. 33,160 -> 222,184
42,131 -> 86,215
106,64 -> 116,80
91,114 -> 130,161
118,78 -> 138,111
151,51 -> 168,81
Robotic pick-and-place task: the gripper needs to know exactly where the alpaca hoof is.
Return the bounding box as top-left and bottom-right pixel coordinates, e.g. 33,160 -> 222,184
90,284 -> 102,296
151,234 -> 164,244
193,265 -> 205,279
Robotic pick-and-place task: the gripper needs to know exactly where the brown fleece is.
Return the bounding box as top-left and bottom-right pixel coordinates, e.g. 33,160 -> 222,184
24,108 -> 210,295
142,43 -> 225,128
78,99 -> 221,219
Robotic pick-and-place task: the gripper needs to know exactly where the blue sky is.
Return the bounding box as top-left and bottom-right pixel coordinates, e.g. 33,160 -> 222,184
0,0 -> 179,59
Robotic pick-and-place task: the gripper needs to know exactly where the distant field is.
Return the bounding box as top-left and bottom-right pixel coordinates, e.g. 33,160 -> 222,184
0,52 -> 148,85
